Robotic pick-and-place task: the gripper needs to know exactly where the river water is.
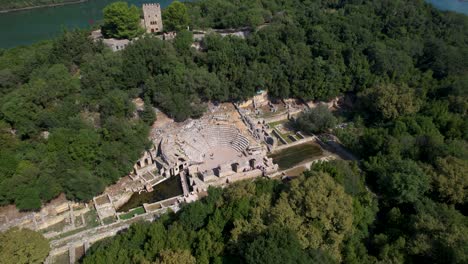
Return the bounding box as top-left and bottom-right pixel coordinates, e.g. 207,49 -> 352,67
426,0 -> 468,14
117,175 -> 183,212
0,0 -> 467,49
0,0 -> 174,48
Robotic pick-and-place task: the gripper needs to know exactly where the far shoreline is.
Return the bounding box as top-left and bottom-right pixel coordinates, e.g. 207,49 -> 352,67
0,0 -> 88,14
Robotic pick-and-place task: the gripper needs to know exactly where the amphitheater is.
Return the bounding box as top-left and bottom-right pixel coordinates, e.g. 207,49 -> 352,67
133,109 -> 278,189
166,123 -> 249,167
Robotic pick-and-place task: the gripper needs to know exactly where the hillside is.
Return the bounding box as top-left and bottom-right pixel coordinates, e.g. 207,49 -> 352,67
0,0 -> 466,262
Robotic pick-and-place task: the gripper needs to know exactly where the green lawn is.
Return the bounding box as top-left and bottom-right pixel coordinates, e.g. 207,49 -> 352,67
102,216 -> 117,225
269,143 -> 323,170
119,207 -> 146,220
51,210 -> 100,240
268,120 -> 288,128
84,210 -> 100,228
41,219 -> 67,234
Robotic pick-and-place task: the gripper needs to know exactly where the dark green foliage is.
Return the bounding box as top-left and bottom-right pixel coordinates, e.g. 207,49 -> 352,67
409,198 -> 468,263
358,83 -> 422,121
0,0 -> 467,262
121,37 -> 179,87
102,1 -> 144,39
140,96 -> 156,125
163,1 -> 190,32
186,0 -> 270,29
50,29 -> 101,68
80,51 -> 123,103
325,2 -> 468,261
243,227 -> 314,264
84,174 -> 367,263
365,156 -> 430,203
0,227 -> 50,264
0,31 -> 149,210
100,90 -> 135,119
173,30 -> 194,55
295,105 -> 337,134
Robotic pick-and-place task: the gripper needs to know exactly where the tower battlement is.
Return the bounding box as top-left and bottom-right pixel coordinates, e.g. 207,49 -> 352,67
142,3 -> 160,7
142,3 -> 163,33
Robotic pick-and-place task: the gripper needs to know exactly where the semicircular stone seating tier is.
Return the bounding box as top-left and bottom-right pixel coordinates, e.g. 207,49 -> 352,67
178,124 -> 250,162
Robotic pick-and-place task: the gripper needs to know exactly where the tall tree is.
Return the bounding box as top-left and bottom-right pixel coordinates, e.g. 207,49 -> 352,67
295,105 -> 337,134
430,156 -> 468,204
358,83 -> 421,121
156,249 -> 196,264
102,1 -> 144,39
140,96 -> 156,125
0,228 -> 49,264
365,155 -> 430,203
271,171 -> 354,261
163,1 -> 190,32
243,227 -> 317,264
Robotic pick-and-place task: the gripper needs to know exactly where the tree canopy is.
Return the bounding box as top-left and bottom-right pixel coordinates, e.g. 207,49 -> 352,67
163,1 -> 190,32
0,0 -> 467,262
0,31 -> 149,210
0,228 -> 49,264
295,105 -> 337,134
102,1 -> 143,39
83,167 -> 371,263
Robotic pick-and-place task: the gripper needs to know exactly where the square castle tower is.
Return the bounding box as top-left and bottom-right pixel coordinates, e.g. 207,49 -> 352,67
142,3 -> 163,33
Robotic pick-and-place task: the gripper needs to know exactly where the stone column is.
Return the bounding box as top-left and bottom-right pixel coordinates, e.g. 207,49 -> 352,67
69,203 -> 75,228
69,245 -> 75,264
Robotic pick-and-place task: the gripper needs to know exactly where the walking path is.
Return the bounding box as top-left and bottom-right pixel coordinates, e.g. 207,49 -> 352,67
46,204 -> 178,263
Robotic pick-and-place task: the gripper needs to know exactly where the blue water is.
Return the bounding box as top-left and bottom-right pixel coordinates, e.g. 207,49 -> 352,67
426,0 -> 468,14
0,0 -> 466,49
0,0 -> 175,48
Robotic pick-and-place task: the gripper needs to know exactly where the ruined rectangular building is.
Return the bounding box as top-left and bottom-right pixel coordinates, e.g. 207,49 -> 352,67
142,3 -> 163,33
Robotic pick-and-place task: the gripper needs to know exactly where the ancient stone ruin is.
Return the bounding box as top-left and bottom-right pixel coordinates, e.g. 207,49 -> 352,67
130,106 -> 278,196
142,3 -> 163,33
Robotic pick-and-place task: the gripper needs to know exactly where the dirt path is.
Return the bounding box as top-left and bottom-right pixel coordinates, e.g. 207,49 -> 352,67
48,205 -> 178,258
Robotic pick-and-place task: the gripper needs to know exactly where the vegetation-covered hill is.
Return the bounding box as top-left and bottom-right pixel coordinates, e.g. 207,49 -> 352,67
0,0 -> 467,261
81,0 -> 466,263
0,32 -> 151,210
83,163 -> 375,263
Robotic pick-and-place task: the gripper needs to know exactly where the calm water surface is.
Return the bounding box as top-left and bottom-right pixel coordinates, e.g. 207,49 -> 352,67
0,0 -> 175,48
117,175 -> 183,212
426,0 -> 468,14
0,1 -> 466,50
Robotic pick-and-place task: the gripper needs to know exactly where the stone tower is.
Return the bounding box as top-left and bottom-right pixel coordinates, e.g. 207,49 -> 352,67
142,3 -> 163,33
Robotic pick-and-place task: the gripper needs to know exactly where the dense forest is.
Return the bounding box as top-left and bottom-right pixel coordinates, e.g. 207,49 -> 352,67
0,32 -> 152,210
83,162 -> 375,264
84,0 -> 466,263
0,0 -> 467,262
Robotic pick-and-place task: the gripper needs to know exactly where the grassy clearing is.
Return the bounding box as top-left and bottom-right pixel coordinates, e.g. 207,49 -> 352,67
268,119 -> 288,128
51,252 -> 69,264
269,143 -> 323,170
54,211 -> 99,239
41,219 -> 67,234
102,216 -> 117,225
84,210 -> 100,228
119,206 -> 146,220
